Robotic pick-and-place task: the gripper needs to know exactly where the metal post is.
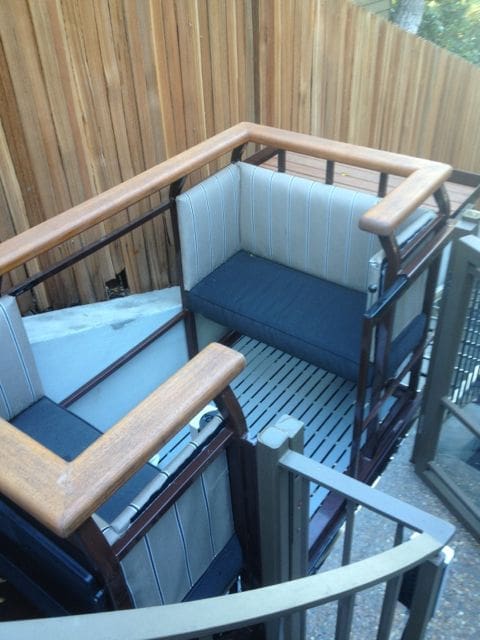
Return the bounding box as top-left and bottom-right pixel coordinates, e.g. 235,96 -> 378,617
412,236 -> 477,469
401,549 -> 453,640
335,501 -> 356,640
256,415 -> 309,640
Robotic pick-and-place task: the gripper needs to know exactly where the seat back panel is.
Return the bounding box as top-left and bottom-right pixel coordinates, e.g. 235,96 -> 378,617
0,295 -> 43,420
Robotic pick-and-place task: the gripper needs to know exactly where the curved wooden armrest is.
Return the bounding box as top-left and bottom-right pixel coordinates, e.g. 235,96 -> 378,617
359,163 -> 452,236
0,122 -> 452,275
0,343 -> 246,538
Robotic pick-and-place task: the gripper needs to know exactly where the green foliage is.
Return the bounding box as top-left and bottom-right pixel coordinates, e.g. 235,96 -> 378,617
392,0 -> 480,65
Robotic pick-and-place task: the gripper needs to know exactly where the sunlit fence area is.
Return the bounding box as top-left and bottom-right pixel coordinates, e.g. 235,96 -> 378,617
1,0 -> 479,309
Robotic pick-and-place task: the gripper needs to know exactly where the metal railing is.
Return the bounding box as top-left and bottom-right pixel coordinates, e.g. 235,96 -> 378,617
413,234 -> 480,540
450,276 -> 480,406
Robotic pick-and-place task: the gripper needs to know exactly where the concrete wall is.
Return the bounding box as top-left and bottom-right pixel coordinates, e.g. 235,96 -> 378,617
23,288 -> 190,431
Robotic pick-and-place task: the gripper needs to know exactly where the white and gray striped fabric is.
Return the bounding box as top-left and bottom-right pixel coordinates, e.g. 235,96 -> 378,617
177,162 -> 435,343
177,162 -> 382,294
177,164 -> 241,290
120,451 -> 235,606
238,162 -> 380,292
366,209 -> 436,339
0,295 -> 43,420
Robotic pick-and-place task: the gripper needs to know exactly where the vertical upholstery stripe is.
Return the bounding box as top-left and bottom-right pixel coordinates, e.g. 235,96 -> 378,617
267,170 -> 274,258
0,295 -> 43,420
249,167 -> 256,254
144,535 -> 165,605
144,506 -> 192,604
305,181 -> 315,272
286,174 -> 295,266
201,453 -> 235,553
214,173 -> 227,260
343,191 -> 358,285
119,453 -> 236,605
200,183 -> 214,273
200,473 -> 216,555
174,502 -> 193,585
323,186 -> 336,277
177,164 -> 241,290
120,537 -> 164,607
0,384 -> 11,418
0,300 -> 36,398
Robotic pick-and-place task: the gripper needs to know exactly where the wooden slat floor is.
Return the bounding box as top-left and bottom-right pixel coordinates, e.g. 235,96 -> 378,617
265,151 -> 475,214
231,336 -> 358,515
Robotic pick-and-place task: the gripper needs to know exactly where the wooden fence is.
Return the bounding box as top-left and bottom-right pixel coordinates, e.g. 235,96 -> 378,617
1,0 -> 479,310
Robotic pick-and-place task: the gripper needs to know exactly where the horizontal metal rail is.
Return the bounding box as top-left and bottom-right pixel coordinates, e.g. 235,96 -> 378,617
60,310 -> 187,407
6,201 -> 172,298
280,451 -> 454,542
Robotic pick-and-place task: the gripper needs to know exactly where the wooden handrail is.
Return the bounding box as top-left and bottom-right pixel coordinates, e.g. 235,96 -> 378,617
0,343 -> 246,537
0,123 -> 451,276
358,164 -> 452,235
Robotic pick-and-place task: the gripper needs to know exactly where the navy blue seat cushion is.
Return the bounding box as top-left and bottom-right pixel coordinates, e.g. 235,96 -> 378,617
12,397 -> 158,522
183,534 -> 243,602
186,251 -> 426,382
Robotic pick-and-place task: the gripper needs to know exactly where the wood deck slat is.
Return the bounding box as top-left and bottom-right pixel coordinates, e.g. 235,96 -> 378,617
232,337 -> 359,516
265,151 -> 474,214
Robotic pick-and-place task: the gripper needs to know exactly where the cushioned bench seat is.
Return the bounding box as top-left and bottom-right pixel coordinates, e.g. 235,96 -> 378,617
1,293 -> 244,611
186,250 -> 426,382
177,161 -> 431,384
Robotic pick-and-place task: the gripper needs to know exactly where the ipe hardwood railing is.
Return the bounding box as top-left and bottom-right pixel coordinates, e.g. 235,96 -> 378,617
0,342 -> 245,538
0,123 -> 452,280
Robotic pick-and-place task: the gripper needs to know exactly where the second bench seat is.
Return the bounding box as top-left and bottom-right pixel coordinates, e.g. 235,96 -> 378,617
186,249 -> 426,382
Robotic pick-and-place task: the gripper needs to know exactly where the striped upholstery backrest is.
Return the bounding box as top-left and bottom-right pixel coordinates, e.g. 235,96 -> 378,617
238,162 -> 380,292
118,451 -> 235,605
177,161 -> 435,300
177,164 -> 241,290
0,295 -> 43,420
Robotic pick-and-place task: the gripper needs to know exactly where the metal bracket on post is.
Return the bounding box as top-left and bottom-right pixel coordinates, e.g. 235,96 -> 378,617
256,415 -> 309,640
231,144 -> 246,164
460,209 -> 480,236
400,546 -> 454,640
